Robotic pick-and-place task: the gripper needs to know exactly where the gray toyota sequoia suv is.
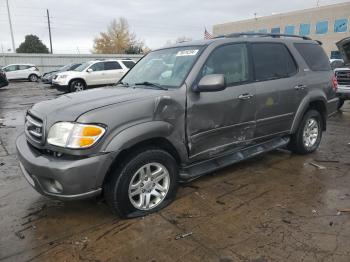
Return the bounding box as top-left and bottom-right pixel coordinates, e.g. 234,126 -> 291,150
17,33 -> 339,218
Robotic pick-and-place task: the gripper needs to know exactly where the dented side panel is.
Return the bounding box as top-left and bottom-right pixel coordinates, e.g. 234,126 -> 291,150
186,83 -> 256,160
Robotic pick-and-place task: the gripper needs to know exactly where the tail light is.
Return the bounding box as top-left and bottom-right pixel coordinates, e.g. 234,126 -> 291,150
332,75 -> 338,92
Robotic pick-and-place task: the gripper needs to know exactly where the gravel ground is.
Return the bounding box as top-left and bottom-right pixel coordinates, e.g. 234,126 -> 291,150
0,81 -> 350,262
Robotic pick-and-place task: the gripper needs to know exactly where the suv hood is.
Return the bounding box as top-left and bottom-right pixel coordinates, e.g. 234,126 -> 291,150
336,37 -> 350,65
30,86 -> 166,122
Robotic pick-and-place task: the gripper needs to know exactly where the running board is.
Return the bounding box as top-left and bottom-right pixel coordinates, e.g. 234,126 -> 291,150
179,136 -> 290,182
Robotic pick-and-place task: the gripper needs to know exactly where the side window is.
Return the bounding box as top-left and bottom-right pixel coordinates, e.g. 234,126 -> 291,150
104,61 -> 122,70
294,43 -> 331,71
4,65 -> 18,72
201,44 -> 249,86
19,65 -> 30,70
122,61 -> 136,69
89,62 -> 104,72
252,43 -> 297,81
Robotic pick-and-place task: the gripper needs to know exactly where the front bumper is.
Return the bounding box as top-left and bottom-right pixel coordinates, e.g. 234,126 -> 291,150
16,134 -> 116,200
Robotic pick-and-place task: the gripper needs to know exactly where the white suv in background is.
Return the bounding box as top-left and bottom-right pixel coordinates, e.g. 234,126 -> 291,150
52,59 -> 136,92
2,64 -> 41,82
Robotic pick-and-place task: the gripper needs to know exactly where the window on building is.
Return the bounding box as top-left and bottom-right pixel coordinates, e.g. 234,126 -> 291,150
201,44 -> 249,86
284,25 -> 295,35
330,51 -> 342,59
251,43 -> 297,81
294,43 -> 331,71
299,23 -> 311,36
271,27 -> 280,34
334,18 -> 348,33
258,29 -> 268,33
316,21 -> 328,34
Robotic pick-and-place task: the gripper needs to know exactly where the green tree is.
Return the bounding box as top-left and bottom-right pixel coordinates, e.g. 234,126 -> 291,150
93,18 -> 145,54
16,35 -> 50,53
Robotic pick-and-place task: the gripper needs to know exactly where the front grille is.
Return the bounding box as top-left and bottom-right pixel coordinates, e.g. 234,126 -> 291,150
335,70 -> 350,86
25,112 -> 44,144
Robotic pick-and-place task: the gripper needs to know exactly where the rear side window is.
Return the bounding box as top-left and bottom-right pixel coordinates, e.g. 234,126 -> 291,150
201,43 -> 249,86
19,65 -> 31,70
104,61 -> 122,70
122,61 -> 136,69
251,43 -> 297,81
294,43 -> 331,71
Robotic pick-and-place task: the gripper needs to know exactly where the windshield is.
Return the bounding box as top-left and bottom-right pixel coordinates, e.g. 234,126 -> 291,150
121,46 -> 203,88
59,64 -> 73,72
74,62 -> 92,72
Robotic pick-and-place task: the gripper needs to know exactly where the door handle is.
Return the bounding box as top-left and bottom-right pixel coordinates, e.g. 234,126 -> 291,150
238,93 -> 254,100
294,84 -> 307,90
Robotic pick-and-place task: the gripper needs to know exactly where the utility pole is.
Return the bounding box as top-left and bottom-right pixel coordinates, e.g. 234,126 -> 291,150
6,0 -> 15,52
47,9 -> 53,54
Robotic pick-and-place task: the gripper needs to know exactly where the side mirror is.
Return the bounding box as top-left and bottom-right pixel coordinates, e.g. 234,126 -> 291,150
87,68 -> 93,73
195,74 -> 226,92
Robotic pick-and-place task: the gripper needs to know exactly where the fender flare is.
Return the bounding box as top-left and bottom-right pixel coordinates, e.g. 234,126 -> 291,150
103,121 -> 185,157
291,94 -> 327,133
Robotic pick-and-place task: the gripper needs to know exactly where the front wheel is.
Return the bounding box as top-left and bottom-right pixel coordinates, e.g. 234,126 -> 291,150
104,149 -> 178,218
288,110 -> 322,155
69,80 -> 86,92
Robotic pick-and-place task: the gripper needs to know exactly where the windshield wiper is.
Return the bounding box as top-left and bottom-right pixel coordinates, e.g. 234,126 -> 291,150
117,81 -> 130,87
134,81 -> 168,90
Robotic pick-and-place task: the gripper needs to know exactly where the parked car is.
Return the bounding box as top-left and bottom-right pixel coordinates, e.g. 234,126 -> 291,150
16,33 -> 338,217
334,37 -> 350,109
2,64 -> 41,82
52,59 -> 136,92
42,63 -> 82,84
0,68 -> 9,88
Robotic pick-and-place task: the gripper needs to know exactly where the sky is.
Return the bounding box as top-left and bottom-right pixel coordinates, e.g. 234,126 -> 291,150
0,0 -> 348,54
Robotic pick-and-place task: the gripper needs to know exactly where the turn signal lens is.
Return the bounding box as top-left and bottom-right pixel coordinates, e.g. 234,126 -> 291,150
79,137 -> 95,147
82,126 -> 103,136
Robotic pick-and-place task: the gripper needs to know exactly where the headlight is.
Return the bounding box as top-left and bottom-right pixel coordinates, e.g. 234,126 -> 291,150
47,122 -> 106,149
58,75 -> 67,79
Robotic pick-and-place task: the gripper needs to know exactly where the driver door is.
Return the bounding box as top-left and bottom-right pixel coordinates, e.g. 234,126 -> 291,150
186,43 -> 256,161
85,62 -> 107,85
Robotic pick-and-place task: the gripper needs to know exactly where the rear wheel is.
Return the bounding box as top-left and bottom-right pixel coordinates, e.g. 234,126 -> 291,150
28,74 -> 38,82
70,80 -> 86,92
337,98 -> 345,110
288,110 -> 322,154
104,149 -> 178,218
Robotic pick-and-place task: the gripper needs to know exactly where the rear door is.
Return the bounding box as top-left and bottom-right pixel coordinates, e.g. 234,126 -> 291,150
17,65 -> 31,78
251,42 -> 304,138
187,43 -> 256,160
104,61 -> 124,84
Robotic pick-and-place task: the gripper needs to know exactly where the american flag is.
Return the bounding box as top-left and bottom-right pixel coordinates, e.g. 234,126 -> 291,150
204,28 -> 213,39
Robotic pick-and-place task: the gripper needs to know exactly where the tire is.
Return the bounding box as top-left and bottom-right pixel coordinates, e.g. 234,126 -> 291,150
288,109 -> 323,155
337,98 -> 345,110
69,80 -> 86,92
104,149 -> 178,218
28,74 -> 38,82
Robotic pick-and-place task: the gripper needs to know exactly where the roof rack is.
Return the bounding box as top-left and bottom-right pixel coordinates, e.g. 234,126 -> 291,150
215,32 -> 312,41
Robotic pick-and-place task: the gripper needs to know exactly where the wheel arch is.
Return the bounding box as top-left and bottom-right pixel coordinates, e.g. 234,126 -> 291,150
291,97 -> 327,133
68,78 -> 87,88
